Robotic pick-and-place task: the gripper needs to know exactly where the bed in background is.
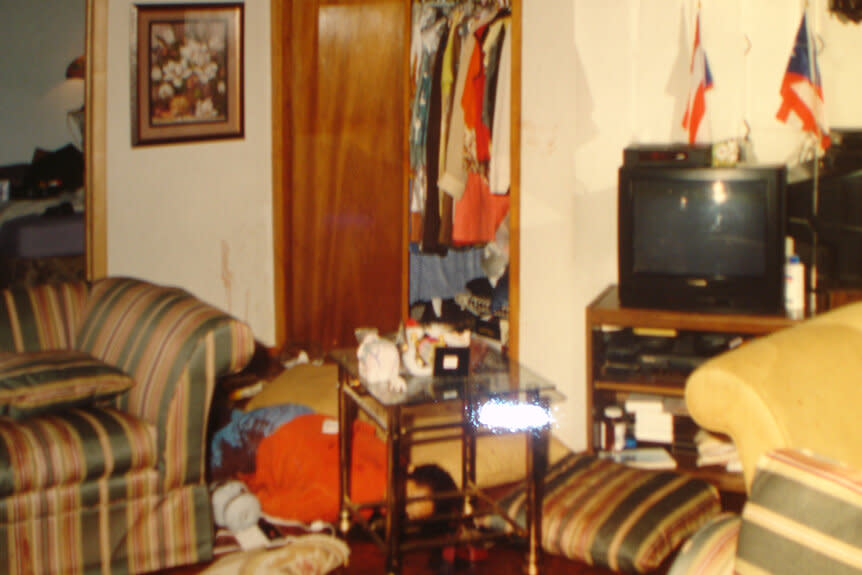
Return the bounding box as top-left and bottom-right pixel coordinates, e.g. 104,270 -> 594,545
0,145 -> 86,288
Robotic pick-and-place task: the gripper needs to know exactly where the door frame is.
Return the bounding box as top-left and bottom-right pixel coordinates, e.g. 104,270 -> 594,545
84,0 -> 107,279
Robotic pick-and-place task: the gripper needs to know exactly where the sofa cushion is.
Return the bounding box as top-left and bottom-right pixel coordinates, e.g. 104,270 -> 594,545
0,350 -> 134,419
667,513 -> 740,575
0,281 -> 89,353
736,448 -> 862,575
484,452 -> 722,573
0,406 -> 157,497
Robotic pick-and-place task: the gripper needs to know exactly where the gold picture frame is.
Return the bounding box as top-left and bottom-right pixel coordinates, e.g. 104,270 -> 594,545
131,3 -> 244,146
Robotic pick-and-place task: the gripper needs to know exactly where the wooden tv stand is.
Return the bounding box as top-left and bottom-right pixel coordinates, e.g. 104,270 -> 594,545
585,285 -> 797,497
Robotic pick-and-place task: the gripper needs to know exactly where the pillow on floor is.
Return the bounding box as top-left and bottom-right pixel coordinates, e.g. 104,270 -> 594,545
246,363 -> 339,416
483,452 -> 722,574
667,513 -> 740,575
736,448 -> 862,575
0,350 -> 134,419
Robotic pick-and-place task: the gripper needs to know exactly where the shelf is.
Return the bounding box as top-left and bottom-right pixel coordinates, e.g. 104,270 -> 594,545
594,379 -> 686,397
585,285 -> 796,506
587,285 -> 798,335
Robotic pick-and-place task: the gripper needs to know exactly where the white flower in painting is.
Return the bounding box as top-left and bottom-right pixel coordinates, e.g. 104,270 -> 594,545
195,60 -> 219,85
217,81 -> 226,95
151,66 -> 163,83
162,59 -> 190,89
207,27 -> 225,53
158,82 -> 175,101
195,98 -> 218,119
180,38 -> 212,69
153,25 -> 176,47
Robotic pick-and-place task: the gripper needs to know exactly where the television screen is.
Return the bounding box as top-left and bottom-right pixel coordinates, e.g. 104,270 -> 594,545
631,178 -> 768,278
618,164 -> 787,314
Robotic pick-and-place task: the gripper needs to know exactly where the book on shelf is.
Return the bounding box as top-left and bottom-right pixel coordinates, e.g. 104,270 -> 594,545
633,410 -> 674,443
625,394 -> 691,445
599,447 -> 677,470
693,429 -> 740,471
624,393 -> 664,413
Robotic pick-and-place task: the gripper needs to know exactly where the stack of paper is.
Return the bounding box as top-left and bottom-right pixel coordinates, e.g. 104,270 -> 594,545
600,447 -> 677,470
695,430 -> 740,471
625,394 -> 682,444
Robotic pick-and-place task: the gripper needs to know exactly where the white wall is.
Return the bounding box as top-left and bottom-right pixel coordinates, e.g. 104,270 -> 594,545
0,1 -> 85,165
101,0 -> 862,444
105,0 -> 276,344
520,0 -> 862,451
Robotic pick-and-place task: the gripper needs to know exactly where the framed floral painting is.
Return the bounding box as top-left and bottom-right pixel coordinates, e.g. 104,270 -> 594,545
131,3 -> 244,146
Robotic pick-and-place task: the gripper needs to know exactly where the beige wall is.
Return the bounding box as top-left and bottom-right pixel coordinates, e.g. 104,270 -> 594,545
105,0 -> 275,344
520,0 -> 862,451
103,1 -> 862,449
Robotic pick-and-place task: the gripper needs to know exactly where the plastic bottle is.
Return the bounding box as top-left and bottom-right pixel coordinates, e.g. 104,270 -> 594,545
602,406 -> 627,452
785,238 -> 805,320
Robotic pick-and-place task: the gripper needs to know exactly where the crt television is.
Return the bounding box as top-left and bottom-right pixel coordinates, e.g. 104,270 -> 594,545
618,163 -> 787,314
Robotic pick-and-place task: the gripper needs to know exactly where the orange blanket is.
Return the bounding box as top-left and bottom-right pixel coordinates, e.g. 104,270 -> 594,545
241,413 -> 387,523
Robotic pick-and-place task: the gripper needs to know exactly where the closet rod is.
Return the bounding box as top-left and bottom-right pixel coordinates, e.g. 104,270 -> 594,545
416,0 -> 510,8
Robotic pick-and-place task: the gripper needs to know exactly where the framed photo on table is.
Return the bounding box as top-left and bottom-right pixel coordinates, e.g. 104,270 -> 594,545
131,3 -> 244,146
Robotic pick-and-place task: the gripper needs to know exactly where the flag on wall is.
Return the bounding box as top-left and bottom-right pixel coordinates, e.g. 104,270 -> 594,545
776,12 -> 831,150
682,12 -> 713,144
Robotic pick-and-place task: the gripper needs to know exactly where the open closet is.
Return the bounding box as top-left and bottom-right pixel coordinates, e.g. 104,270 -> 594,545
271,0 -> 521,357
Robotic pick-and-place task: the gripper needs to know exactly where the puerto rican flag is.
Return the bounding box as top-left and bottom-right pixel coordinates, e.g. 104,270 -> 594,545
682,13 -> 713,145
776,12 -> 831,150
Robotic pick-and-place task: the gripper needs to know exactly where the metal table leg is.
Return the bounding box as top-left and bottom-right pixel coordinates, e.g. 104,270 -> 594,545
524,396 -> 550,575
385,405 -> 404,575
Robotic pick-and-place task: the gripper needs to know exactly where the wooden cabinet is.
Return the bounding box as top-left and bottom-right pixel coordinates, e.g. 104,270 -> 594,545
585,285 -> 796,497
272,0 -> 522,357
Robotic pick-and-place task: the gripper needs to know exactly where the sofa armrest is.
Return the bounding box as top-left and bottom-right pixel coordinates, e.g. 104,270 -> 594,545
76,277 -> 256,486
0,282 -> 89,352
686,301 -> 862,490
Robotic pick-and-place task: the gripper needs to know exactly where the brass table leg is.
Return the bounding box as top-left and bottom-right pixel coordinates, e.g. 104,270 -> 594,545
385,405 -> 404,575
463,395 -> 477,516
524,396 -> 550,575
337,366 -> 356,536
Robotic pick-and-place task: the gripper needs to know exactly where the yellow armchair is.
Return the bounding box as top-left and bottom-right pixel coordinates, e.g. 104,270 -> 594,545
685,301 -> 862,490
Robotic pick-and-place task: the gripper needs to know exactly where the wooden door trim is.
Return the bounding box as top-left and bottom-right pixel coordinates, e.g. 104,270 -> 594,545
271,0 -> 288,348
85,0 -> 107,279
509,0 -> 521,361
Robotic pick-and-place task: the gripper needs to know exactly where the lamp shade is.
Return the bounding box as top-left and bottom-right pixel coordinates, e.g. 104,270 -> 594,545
65,55 -> 85,79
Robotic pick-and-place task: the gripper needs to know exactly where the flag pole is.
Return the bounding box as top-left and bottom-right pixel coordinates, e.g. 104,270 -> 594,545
808,1 -> 820,315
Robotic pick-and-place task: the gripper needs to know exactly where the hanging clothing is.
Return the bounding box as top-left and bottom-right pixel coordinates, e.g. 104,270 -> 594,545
452,172 -> 510,246
420,21 -> 449,254
488,18 -> 511,195
409,3 -> 512,303
409,14 -> 448,223
437,15 -> 476,203
461,21 -> 492,166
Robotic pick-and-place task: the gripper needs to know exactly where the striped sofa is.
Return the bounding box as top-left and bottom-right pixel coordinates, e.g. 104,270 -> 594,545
0,277 -> 256,575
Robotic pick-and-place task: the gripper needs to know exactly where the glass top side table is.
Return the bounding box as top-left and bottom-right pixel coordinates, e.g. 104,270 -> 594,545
329,346 -> 561,575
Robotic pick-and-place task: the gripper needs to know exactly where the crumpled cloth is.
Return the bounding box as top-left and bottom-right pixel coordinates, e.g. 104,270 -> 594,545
241,413 -> 387,524
209,404 -> 314,480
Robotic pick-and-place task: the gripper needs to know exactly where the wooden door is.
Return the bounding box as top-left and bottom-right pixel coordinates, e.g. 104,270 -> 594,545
272,0 -> 409,352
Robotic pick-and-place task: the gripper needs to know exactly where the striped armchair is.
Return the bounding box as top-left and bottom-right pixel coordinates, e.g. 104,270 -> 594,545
0,277 -> 256,575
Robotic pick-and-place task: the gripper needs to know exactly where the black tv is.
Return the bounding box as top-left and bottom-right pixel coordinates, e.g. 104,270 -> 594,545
618,163 -> 787,314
